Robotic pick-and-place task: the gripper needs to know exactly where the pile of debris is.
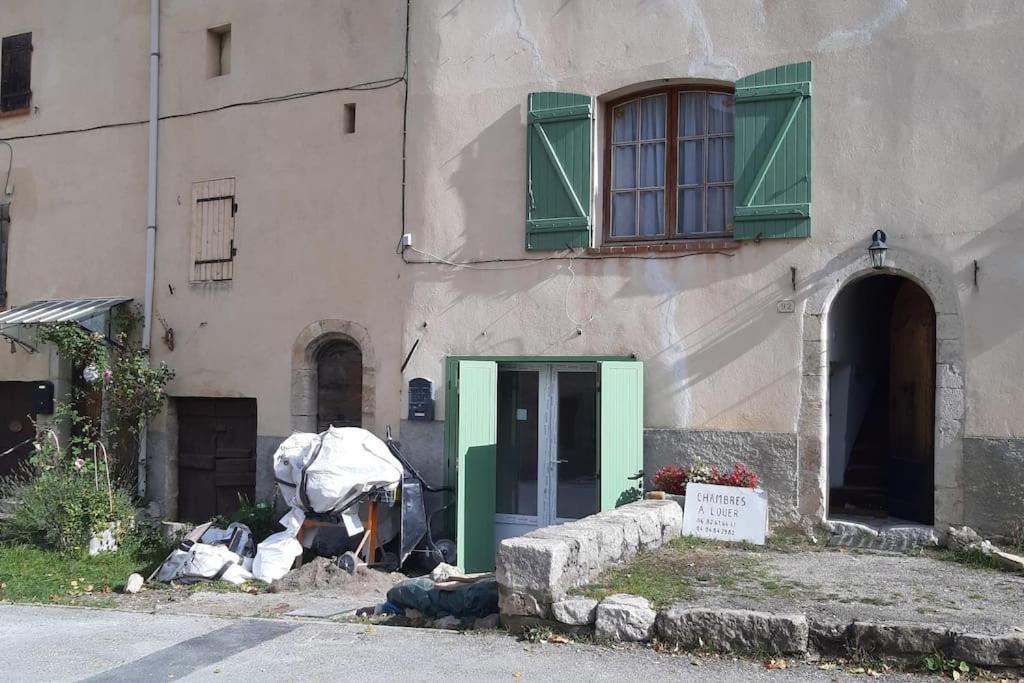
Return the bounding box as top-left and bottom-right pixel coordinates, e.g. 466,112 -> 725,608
947,525 -> 1024,572
371,563 -> 499,630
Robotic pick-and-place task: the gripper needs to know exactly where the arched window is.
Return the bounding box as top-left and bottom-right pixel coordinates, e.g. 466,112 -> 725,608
605,86 -> 734,241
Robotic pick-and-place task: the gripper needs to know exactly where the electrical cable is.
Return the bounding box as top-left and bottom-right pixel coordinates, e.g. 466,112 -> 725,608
401,245 -> 735,267
0,76 -> 404,142
564,253 -> 595,330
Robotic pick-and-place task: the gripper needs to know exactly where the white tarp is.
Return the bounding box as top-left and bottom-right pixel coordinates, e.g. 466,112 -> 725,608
273,427 -> 403,516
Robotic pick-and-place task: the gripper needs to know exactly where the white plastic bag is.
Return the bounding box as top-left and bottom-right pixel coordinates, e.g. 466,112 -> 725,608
273,427 -> 403,514
252,531 -> 303,583
155,542 -> 254,585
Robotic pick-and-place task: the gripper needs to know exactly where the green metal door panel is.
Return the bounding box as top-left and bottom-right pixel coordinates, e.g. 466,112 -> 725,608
455,360 -> 498,573
599,361 -> 644,510
526,92 -> 593,251
733,62 -> 812,240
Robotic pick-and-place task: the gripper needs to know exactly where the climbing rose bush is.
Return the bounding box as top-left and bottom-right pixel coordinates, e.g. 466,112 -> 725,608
653,460 -> 759,495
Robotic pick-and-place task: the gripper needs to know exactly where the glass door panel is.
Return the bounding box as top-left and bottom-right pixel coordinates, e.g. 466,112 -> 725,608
554,371 -> 599,520
495,370 -> 540,541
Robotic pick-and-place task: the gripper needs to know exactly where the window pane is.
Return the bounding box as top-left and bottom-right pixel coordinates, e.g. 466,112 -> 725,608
612,100 -> 638,142
613,145 -> 637,189
708,93 -> 734,134
679,91 -> 706,137
612,192 -> 637,236
708,137 -> 734,183
678,188 -> 704,234
640,94 -> 666,140
639,142 -> 665,188
496,370 -> 539,516
707,186 -> 735,232
638,190 -> 664,235
678,139 -> 703,185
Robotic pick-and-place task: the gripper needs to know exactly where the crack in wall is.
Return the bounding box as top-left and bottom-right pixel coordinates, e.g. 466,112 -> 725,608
511,0 -> 555,86
673,0 -> 740,80
818,0 -> 908,50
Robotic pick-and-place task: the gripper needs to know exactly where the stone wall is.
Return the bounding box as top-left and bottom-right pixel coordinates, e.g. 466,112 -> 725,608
644,429 -> 799,524
496,500 -> 682,620
963,437 -> 1024,537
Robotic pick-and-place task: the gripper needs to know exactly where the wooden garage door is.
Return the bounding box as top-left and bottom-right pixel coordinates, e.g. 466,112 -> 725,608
0,382 -> 36,479
177,398 -> 257,523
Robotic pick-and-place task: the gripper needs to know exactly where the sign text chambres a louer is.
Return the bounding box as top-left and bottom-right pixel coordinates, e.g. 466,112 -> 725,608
681,483 -> 769,545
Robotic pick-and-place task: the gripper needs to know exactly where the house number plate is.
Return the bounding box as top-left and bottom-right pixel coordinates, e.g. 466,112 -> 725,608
777,299 -> 796,313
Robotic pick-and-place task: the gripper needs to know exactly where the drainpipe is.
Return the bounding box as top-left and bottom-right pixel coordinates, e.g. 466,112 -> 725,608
138,0 -> 160,499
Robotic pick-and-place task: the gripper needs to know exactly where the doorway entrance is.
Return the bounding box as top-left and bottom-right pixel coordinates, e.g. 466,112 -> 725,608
827,275 -> 935,523
494,364 -> 599,543
316,340 -> 363,431
450,357 -> 644,572
0,382 -> 36,479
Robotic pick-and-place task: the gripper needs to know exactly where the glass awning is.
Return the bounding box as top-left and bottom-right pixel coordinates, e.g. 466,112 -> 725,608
0,297 -> 133,351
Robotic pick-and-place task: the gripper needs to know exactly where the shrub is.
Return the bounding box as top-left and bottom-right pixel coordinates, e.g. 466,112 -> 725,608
653,459 -> 759,495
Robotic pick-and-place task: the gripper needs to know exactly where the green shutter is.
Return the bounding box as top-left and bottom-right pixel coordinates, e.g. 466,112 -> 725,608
455,360 -> 498,573
599,360 -> 644,509
526,92 -> 593,250
733,62 -> 812,240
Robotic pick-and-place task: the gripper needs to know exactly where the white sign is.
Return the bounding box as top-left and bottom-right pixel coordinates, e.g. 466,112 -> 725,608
681,483 -> 769,545
777,299 -> 796,313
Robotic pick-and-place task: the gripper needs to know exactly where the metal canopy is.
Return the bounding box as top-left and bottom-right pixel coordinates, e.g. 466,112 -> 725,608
0,297 -> 133,351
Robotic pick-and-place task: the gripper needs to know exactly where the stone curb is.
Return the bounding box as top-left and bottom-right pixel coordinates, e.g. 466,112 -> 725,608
543,595 -> 1024,666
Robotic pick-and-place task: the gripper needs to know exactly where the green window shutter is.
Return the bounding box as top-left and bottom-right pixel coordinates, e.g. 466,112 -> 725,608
455,360 -> 498,573
733,62 -> 812,240
598,360 -> 644,510
526,92 -> 593,250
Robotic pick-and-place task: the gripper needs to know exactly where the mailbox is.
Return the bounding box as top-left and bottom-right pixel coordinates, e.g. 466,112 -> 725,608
408,377 -> 435,421
32,381 -> 54,415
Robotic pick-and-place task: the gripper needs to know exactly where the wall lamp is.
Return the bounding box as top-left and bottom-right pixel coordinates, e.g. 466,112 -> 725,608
868,229 -> 888,269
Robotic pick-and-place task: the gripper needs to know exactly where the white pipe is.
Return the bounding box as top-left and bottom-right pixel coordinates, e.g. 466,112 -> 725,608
139,0 -> 160,498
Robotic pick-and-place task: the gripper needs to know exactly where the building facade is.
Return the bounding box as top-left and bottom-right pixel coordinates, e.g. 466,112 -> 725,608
1,1 -> 1022,568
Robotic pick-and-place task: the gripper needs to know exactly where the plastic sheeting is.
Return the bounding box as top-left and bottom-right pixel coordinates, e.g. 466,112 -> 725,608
273,427 -> 403,515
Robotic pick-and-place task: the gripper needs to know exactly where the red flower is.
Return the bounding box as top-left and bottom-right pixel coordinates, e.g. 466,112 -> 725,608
653,464 -> 688,495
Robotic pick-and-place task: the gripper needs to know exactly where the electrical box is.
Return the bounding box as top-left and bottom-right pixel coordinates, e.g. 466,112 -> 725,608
408,377 -> 435,421
32,381 -> 54,415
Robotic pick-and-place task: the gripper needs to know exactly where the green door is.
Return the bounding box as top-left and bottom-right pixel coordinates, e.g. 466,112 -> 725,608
455,360 -> 498,573
599,361 -> 645,509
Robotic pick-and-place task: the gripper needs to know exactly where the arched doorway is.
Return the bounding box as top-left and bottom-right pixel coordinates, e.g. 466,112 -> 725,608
827,274 -> 936,523
316,340 -> 363,431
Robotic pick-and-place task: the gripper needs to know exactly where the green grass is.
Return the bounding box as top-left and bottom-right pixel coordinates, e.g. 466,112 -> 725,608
930,547 -> 1008,572
0,541 -> 167,605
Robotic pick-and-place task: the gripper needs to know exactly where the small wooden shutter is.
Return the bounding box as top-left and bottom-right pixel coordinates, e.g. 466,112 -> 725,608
455,360 -> 498,573
191,178 -> 237,282
526,92 -> 593,251
733,62 -> 812,240
0,33 -> 32,112
598,360 -> 644,509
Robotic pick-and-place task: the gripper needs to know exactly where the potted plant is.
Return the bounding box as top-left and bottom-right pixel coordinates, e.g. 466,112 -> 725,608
649,459 -> 760,510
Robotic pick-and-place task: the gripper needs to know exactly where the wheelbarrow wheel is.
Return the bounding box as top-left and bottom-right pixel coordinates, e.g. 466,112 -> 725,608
431,538 -> 456,567
336,551 -> 359,575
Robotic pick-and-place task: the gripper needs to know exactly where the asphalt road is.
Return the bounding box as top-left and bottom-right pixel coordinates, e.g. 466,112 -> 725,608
0,604 -> 933,682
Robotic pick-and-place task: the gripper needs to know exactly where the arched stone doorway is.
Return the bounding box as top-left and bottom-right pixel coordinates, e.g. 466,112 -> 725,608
291,320 -> 375,434
826,275 -> 935,523
797,248 -> 965,530
316,340 -> 363,431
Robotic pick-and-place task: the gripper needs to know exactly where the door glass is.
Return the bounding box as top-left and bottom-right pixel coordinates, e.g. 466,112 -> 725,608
495,370 -> 539,516
555,372 -> 599,519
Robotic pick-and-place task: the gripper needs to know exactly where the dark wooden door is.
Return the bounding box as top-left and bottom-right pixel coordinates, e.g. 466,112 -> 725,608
177,398 -> 257,523
0,382 -> 36,478
888,281 -> 936,523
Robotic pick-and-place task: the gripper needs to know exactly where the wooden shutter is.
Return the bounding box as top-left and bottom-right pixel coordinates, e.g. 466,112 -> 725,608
455,360 -> 498,573
733,62 -> 811,240
598,360 -> 644,509
191,178 -> 237,282
526,92 -> 593,251
0,33 -> 32,112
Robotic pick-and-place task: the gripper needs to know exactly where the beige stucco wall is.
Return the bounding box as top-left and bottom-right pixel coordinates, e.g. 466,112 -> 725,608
401,0 -> 1024,439
0,0 -> 408,439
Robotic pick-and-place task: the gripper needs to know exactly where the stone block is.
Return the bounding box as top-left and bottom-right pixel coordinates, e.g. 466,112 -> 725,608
595,594 -> 656,642
936,363 -> 963,389
808,618 -> 848,655
936,313 -> 960,340
802,313 -> 823,341
552,597 -> 599,626
846,621 -> 951,656
497,588 -> 546,617
937,339 -> 962,364
949,632 -> 1024,666
656,607 -> 808,655
495,536 -> 573,602
963,437 -> 1024,537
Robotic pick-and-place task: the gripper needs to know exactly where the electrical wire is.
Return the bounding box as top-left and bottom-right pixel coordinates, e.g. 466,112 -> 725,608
403,245 -> 565,270
401,245 -> 736,267
0,76 -> 405,142
564,253 -> 595,330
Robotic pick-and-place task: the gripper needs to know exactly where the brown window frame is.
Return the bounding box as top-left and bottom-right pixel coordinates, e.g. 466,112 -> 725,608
602,84 -> 735,244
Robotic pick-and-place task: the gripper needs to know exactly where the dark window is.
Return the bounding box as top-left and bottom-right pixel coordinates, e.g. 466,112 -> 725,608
1,33 -> 32,113
0,203 -> 8,307
605,86 -> 734,241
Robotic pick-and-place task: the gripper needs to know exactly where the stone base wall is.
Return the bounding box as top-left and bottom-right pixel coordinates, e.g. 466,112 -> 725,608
496,500 -> 682,620
963,437 -> 1024,536
644,429 -> 799,524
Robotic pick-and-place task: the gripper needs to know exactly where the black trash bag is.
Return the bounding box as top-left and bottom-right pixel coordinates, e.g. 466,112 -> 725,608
387,576 -> 498,619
